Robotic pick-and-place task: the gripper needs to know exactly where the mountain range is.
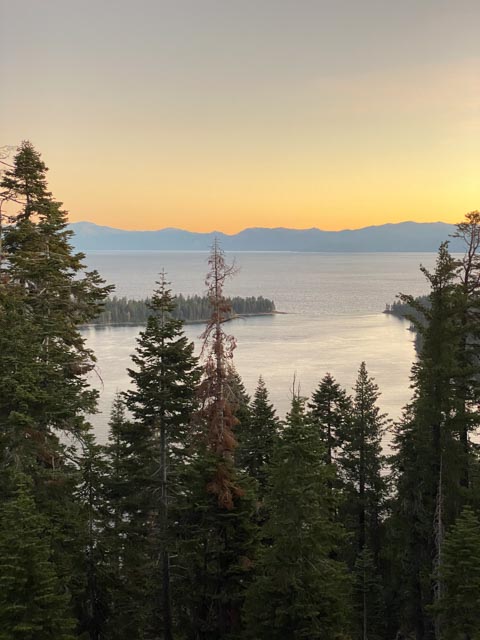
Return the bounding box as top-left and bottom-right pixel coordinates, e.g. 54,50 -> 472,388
68,221 -> 464,252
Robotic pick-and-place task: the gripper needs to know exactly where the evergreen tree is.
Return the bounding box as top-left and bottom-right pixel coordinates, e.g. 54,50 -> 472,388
175,241 -> 257,639
244,395 -> 351,639
352,547 -> 386,640
0,141 -> 112,448
236,376 -> 280,496
102,393 -> 129,594
338,362 -> 387,556
451,211 -> 480,490
112,274 -> 200,639
0,141 -> 112,637
392,243 -> 469,639
175,450 -> 257,639
196,239 -> 241,508
434,506 -> 480,640
125,271 -> 200,461
337,362 -> 387,640
228,368 -> 252,449
0,474 -> 76,640
308,372 -> 352,465
74,435 -> 110,640
102,394 -> 147,640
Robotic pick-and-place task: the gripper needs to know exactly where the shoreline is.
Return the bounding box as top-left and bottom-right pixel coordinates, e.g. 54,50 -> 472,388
80,310 -> 286,329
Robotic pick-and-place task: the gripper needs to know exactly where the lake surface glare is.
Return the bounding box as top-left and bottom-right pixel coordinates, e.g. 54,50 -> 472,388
83,251 -> 437,442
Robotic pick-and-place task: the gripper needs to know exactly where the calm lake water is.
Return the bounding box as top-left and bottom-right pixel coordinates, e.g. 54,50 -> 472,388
82,251 -> 438,443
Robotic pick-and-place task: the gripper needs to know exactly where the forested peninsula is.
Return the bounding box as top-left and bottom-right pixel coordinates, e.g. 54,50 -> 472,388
384,295 -> 430,323
2,142 -> 480,640
89,294 -> 277,325
384,295 -> 431,349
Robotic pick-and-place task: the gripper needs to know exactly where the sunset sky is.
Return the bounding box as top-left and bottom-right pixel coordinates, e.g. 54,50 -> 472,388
1,0 -> 479,233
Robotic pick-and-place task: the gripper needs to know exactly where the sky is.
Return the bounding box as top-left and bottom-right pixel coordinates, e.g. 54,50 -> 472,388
1,0 -> 479,233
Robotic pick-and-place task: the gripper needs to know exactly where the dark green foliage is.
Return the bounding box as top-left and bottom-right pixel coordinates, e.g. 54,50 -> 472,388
0,142 -> 112,639
90,294 -> 276,325
125,274 -> 200,454
0,281 -> 44,466
392,243 -> 473,638
0,141 -> 112,455
3,146 -> 480,640
338,362 -> 387,556
245,396 -> 351,640
102,395 -> 151,640
0,475 -> 76,640
173,241 -> 258,639
105,275 -> 201,639
384,295 -> 430,322
236,376 -> 280,496
353,547 -> 386,640
337,362 -> 387,639
308,372 -> 352,465
174,451 -> 257,639
74,435 -> 110,640
434,506 -> 480,639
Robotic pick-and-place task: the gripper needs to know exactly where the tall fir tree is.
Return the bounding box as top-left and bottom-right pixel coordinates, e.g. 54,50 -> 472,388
244,395 -> 351,639
392,243 -> 470,639
228,368 -> 252,452
196,239 -> 241,508
433,506 -> 480,640
110,274 -> 200,639
175,241 -> 257,639
308,372 -> 352,466
236,376 -> 280,497
0,474 -> 77,640
102,394 -> 147,640
0,141 -> 112,451
338,363 -> 387,556
451,211 -> 480,490
74,435 -> 110,640
337,362 -> 388,640
0,141 -> 112,637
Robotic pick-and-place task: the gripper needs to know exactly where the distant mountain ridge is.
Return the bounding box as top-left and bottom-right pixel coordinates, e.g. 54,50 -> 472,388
68,221 -> 464,252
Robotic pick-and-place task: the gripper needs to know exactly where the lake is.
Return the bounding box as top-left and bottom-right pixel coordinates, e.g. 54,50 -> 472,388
82,251 -> 438,442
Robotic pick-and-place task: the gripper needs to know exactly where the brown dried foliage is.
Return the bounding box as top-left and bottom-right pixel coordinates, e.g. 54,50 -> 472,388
198,240 -> 243,509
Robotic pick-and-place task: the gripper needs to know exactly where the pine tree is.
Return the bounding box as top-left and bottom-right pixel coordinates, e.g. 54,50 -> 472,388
228,368 -> 252,450
103,393 -> 129,590
244,395 -> 351,639
74,435 -> 110,640
337,362 -> 388,640
0,279 -> 44,468
197,239 -> 241,508
236,376 -> 280,496
434,506 -> 480,639
0,141 -> 112,484
308,372 -> 352,466
451,211 -> 480,490
109,274 -> 200,639
0,141 -> 112,449
175,450 -> 257,639
392,243 -> 469,639
338,363 -> 387,555
102,394 -> 146,640
175,241 -> 257,639
0,474 -> 76,640
0,141 -> 112,637
352,547 -> 386,640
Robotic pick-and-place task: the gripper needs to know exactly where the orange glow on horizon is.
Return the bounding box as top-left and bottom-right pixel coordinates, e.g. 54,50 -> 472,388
1,4 -> 479,235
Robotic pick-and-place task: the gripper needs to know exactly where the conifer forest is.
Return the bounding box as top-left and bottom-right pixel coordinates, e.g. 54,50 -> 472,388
90,294 -> 276,326
2,142 -> 480,640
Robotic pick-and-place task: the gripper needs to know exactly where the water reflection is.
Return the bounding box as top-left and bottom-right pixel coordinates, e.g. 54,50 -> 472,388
84,312 -> 415,444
